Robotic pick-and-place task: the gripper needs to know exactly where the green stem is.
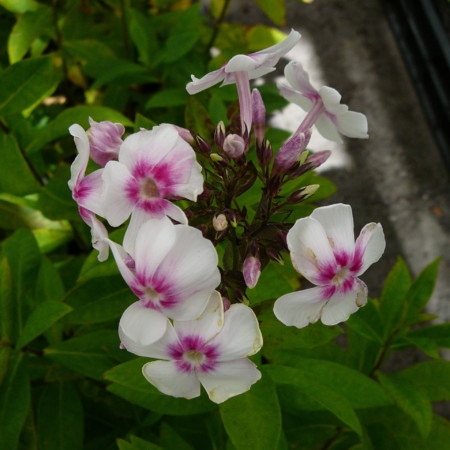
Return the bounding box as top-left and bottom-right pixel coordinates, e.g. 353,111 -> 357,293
206,0 -> 232,53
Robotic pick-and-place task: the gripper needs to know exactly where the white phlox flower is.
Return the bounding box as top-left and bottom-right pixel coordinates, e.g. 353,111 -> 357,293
274,204 -> 385,328
101,124 -> 203,253
122,291 -> 263,404
278,62 -> 369,143
68,124 -> 109,261
109,217 -> 221,345
186,29 -> 301,133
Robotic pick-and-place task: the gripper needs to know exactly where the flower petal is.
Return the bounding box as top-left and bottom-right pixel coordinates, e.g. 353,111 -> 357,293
76,169 -> 105,215
142,360 -> 201,399
311,204 -> 355,258
334,109 -> 368,139
122,207 -> 150,255
274,286 -> 326,328
314,113 -> 343,143
225,54 -> 259,73
79,208 -> 109,261
170,160 -> 204,202
284,61 -> 317,97
162,201 -> 188,225
320,279 -> 368,326
174,291 -> 224,342
106,238 -> 136,289
68,124 -> 90,191
101,160 -> 134,226
354,223 -> 386,276
119,301 -> 168,353
287,217 -> 336,283
210,304 -> 263,361
198,359 -> 261,404
186,68 -> 226,95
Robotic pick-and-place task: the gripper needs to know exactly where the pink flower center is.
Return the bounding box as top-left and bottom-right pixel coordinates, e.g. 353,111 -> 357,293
139,177 -> 160,199
169,335 -> 218,373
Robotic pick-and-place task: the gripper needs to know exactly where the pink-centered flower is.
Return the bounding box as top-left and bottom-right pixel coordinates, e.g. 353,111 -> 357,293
186,30 -> 301,134
121,291 -> 263,403
274,204 -> 385,328
101,124 -> 203,253
68,124 -> 109,261
108,217 -> 221,334
279,62 -> 368,143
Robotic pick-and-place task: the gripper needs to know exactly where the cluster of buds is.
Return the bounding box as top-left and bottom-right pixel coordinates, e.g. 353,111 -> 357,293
68,29 -> 385,402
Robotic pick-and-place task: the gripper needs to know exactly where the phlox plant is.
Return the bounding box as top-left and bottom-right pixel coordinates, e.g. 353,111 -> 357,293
0,2 -> 449,449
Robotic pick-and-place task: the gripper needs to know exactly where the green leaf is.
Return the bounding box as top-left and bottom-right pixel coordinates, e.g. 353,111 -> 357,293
265,365 -> 362,436
253,0 -> 286,25
7,5 -> 53,63
346,299 -> 384,344
427,415 -> 450,450
185,97 -> 214,142
407,323 -> 450,347
16,301 -> 72,349
404,258 -> 440,324
259,307 -> 342,351
64,276 -> 135,324
220,375 -> 281,450
26,105 -> 133,154
44,330 -> 119,379
126,8 -> 158,66
0,352 -> 30,449
90,62 -> 156,90
0,55 -> 62,116
379,257 -> 412,339
145,88 -> 189,109
0,132 -> 39,196
0,252 -> 14,343
0,0 -> 39,14
247,26 -> 289,51
37,381 -> 84,450
134,113 -> 157,132
105,358 -> 216,415
378,372 -> 432,438
117,435 -> 161,450
160,422 -> 194,450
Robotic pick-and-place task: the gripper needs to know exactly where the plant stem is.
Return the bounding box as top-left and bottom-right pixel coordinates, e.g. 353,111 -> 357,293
206,0 -> 232,53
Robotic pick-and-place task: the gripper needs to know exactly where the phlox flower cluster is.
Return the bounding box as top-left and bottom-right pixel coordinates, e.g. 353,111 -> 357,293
68,28 -> 385,403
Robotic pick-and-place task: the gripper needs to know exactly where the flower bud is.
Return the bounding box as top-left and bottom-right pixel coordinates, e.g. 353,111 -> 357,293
214,121 -> 226,149
252,89 -> 266,146
87,117 -> 125,166
286,184 -> 320,204
256,138 -> 273,167
223,134 -> 246,159
163,124 -> 195,145
266,248 -> 284,265
274,129 -> 312,170
290,150 -> 331,178
213,213 -> 228,232
210,153 -> 224,162
243,255 -> 261,289
222,296 -> 231,311
195,135 -> 211,155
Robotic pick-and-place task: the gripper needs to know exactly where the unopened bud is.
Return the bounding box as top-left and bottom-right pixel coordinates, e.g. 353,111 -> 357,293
213,213 -> 228,231
256,138 -> 273,167
266,248 -> 284,265
210,153 -> 224,162
287,184 -> 320,204
87,117 -> 124,166
252,89 -> 266,146
223,134 -> 246,159
195,135 -> 211,155
290,150 -> 331,178
165,124 -> 195,145
222,296 -> 231,311
243,255 -> 261,289
274,129 -> 312,170
229,211 -> 238,227
214,121 -> 226,149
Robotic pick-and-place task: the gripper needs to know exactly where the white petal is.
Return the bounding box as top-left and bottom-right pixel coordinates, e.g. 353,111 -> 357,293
167,290 -> 214,322
119,301 -> 168,354
225,54 -> 259,73
321,280 -> 368,326
106,238 -> 136,288
133,217 -> 177,282
284,61 -> 317,97
354,223 -> 386,276
174,291 -> 224,342
163,201 -> 188,225
287,217 -> 336,283
334,109 -> 368,139
278,84 -> 313,111
77,169 -> 105,215
119,125 -> 180,170
186,68 -> 226,94
171,160 -> 204,202
81,210 -> 109,261
209,304 -> 262,360
142,360 -> 200,399
198,359 -> 261,404
122,207 -> 150,255
319,86 -> 342,108
274,287 -> 326,328
315,113 -> 343,143
68,124 -> 90,191
311,204 -> 355,257
101,161 -> 133,226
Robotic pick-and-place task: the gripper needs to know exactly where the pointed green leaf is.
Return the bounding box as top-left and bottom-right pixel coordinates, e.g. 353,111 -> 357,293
0,55 -> 62,116
160,422 -> 194,450
0,0 -> 39,13
37,381 -> 84,450
378,372 -> 432,438
117,436 -> 161,450
16,301 -> 72,349
253,0 -> 286,25
145,88 -> 189,109
220,375 -> 281,450
0,352 -> 30,449
185,97 -> 214,142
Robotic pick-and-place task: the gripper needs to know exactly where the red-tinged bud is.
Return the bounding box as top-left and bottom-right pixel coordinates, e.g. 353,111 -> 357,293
222,296 -> 231,311
242,255 -> 261,289
213,213 -> 228,231
86,117 -> 124,166
277,230 -> 288,250
223,133 -> 246,159
256,138 -> 273,167
252,88 -> 266,146
195,135 -> 211,155
286,184 -> 320,204
266,247 -> 284,265
168,124 -> 195,145
274,128 -> 312,171
290,150 -> 331,178
214,121 -> 226,149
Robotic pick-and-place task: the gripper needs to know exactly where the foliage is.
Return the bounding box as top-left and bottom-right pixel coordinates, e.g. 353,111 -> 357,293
0,1 -> 449,449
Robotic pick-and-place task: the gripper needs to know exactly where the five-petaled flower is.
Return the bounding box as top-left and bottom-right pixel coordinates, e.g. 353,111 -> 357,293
279,61 -> 368,143
274,204 -> 385,328
121,291 -> 263,403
